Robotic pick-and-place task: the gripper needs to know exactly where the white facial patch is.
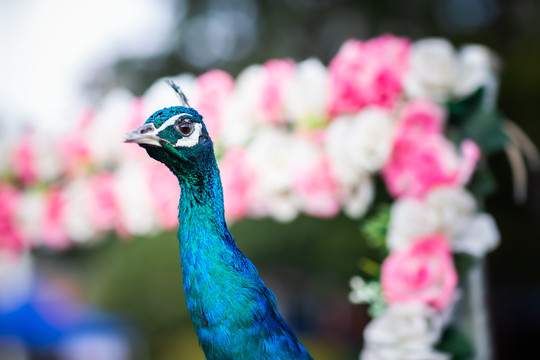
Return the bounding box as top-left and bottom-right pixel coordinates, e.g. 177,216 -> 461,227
173,122 -> 203,147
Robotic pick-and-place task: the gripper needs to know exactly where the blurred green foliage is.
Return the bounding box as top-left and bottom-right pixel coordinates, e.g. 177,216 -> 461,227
436,326 -> 475,360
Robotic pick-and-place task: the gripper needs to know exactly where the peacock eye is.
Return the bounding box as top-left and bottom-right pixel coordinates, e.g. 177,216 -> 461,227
176,121 -> 194,136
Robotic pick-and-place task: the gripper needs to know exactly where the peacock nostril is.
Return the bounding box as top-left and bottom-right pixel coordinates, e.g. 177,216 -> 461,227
139,125 -> 154,134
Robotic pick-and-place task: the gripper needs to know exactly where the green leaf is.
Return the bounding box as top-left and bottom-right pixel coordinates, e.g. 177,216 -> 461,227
294,114 -> 329,130
359,204 -> 391,252
467,166 -> 498,199
435,326 -> 475,360
447,87 -> 486,126
461,109 -> 509,153
357,257 -> 381,278
446,86 -> 509,154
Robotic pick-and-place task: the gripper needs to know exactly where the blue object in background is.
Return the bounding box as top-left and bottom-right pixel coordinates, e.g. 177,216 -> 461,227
0,254 -> 139,360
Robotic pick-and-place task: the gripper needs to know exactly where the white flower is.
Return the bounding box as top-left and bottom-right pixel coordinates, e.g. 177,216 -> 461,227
325,115 -> 364,186
361,303 -> 449,360
405,38 -> 458,102
386,187 -> 475,249
221,65 -> 265,147
349,275 -> 386,316
250,189 -> 299,222
283,58 -> 329,126
405,38 -> 498,102
289,136 -> 338,217
326,108 -> 395,185
386,198 -> 439,250
86,89 -> 137,166
114,160 -> 157,235
7,130 -> 62,183
345,108 -> 395,172
246,128 -> 300,222
341,176 -> 374,219
452,213 -> 500,257
248,128 -> 296,194
350,276 -> 377,304
387,186 -> 499,256
325,113 -> 381,218
16,189 -> 45,245
425,186 -> 476,238
454,45 -> 498,101
425,187 -> 500,255
62,178 -> 96,243
32,135 -> 62,182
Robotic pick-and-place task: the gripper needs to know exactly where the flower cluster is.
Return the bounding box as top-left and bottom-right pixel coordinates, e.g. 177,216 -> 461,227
343,38 -> 501,359
0,35 -> 503,358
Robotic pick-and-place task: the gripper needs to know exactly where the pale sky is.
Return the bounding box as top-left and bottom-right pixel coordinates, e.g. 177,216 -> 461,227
0,0 -> 177,132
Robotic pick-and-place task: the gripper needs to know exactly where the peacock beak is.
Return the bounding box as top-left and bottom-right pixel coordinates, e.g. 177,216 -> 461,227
123,123 -> 163,147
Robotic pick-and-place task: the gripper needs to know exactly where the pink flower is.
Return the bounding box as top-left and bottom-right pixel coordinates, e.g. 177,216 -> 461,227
146,162 -> 180,229
457,139 -> 481,184
194,70 -> 235,139
0,185 -> 25,254
381,235 -> 457,310
394,100 -> 445,142
58,112 -> 93,177
259,59 -> 296,125
382,100 -> 480,198
220,147 -> 254,221
42,187 -> 70,249
59,135 -> 91,176
328,34 -> 410,116
13,132 -> 37,185
294,157 -> 340,218
88,173 -> 119,231
292,134 -> 340,217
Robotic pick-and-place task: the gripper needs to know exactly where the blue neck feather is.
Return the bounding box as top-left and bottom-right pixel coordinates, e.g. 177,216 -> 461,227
174,155 -> 312,359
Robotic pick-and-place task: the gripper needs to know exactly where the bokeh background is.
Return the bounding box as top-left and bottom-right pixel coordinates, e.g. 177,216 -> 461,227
1,0 -> 539,359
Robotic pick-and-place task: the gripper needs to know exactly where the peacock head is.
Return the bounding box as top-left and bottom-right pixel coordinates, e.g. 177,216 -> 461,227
124,81 -> 215,180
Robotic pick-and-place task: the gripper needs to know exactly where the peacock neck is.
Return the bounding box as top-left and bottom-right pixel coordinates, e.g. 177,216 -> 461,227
175,159 -> 230,251
170,152 -> 313,360
174,158 -> 247,337
178,166 -> 226,235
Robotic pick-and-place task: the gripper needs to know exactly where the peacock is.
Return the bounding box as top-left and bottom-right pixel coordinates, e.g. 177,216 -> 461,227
124,81 -> 313,360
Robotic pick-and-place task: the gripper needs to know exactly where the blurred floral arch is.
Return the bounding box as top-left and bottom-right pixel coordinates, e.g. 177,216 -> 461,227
1,34 -> 520,359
